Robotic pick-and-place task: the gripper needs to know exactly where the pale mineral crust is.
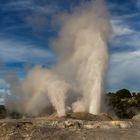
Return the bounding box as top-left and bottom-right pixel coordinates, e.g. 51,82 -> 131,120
0,114 -> 139,140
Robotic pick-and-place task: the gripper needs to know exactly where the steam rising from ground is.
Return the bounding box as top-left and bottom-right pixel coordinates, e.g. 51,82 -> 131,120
5,0 -> 111,116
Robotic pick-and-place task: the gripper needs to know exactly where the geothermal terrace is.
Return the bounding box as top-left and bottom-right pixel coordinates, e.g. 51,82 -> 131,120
0,112 -> 140,140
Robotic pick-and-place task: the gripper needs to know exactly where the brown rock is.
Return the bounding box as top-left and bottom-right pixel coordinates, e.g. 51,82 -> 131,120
47,112 -> 113,121
132,114 -> 140,121
47,113 -> 66,121
69,112 -> 98,121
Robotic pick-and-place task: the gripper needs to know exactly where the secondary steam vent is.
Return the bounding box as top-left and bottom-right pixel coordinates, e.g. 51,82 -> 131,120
6,0 -> 112,117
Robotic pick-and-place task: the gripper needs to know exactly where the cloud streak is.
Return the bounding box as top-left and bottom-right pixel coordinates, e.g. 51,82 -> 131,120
107,3 -> 140,91
108,49 -> 140,92
2,0 -> 59,15
0,38 -> 54,64
110,12 -> 140,50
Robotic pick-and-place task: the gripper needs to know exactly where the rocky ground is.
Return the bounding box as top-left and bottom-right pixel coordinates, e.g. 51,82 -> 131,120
0,112 -> 139,140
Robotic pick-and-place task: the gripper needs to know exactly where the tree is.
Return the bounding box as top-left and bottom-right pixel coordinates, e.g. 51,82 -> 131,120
116,89 -> 131,98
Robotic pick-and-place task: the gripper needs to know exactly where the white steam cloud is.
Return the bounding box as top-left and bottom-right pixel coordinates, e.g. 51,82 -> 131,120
5,0 -> 111,116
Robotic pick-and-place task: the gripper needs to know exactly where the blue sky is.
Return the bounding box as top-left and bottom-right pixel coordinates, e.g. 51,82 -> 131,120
0,0 -> 140,92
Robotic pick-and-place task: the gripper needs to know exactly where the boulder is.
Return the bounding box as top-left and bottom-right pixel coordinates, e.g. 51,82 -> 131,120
132,114 -> 140,121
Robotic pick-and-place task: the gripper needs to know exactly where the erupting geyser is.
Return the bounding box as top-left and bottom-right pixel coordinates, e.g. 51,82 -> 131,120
5,0 -> 112,117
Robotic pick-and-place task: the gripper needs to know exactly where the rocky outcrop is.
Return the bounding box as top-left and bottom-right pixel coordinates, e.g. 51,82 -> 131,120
0,112 -> 139,139
0,117 -> 139,140
132,114 -> 140,121
48,112 -> 113,121
45,120 -> 133,129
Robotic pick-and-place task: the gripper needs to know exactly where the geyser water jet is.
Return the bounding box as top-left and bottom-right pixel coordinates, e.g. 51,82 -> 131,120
5,0 -> 111,116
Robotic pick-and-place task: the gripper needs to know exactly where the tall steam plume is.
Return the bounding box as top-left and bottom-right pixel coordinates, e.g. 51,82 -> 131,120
5,0 -> 111,116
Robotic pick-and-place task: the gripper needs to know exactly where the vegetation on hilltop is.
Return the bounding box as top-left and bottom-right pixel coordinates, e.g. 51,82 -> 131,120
106,89 -> 140,119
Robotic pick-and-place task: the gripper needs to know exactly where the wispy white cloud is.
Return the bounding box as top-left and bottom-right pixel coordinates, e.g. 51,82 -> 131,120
110,32 -> 140,49
113,13 -> 140,20
110,16 -> 140,49
2,0 -> 59,15
107,9 -> 140,91
1,0 -> 59,33
111,19 -> 134,36
107,49 -> 140,92
0,38 -> 54,63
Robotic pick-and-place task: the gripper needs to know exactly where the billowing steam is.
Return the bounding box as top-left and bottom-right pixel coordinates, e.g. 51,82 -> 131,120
5,0 -> 111,116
